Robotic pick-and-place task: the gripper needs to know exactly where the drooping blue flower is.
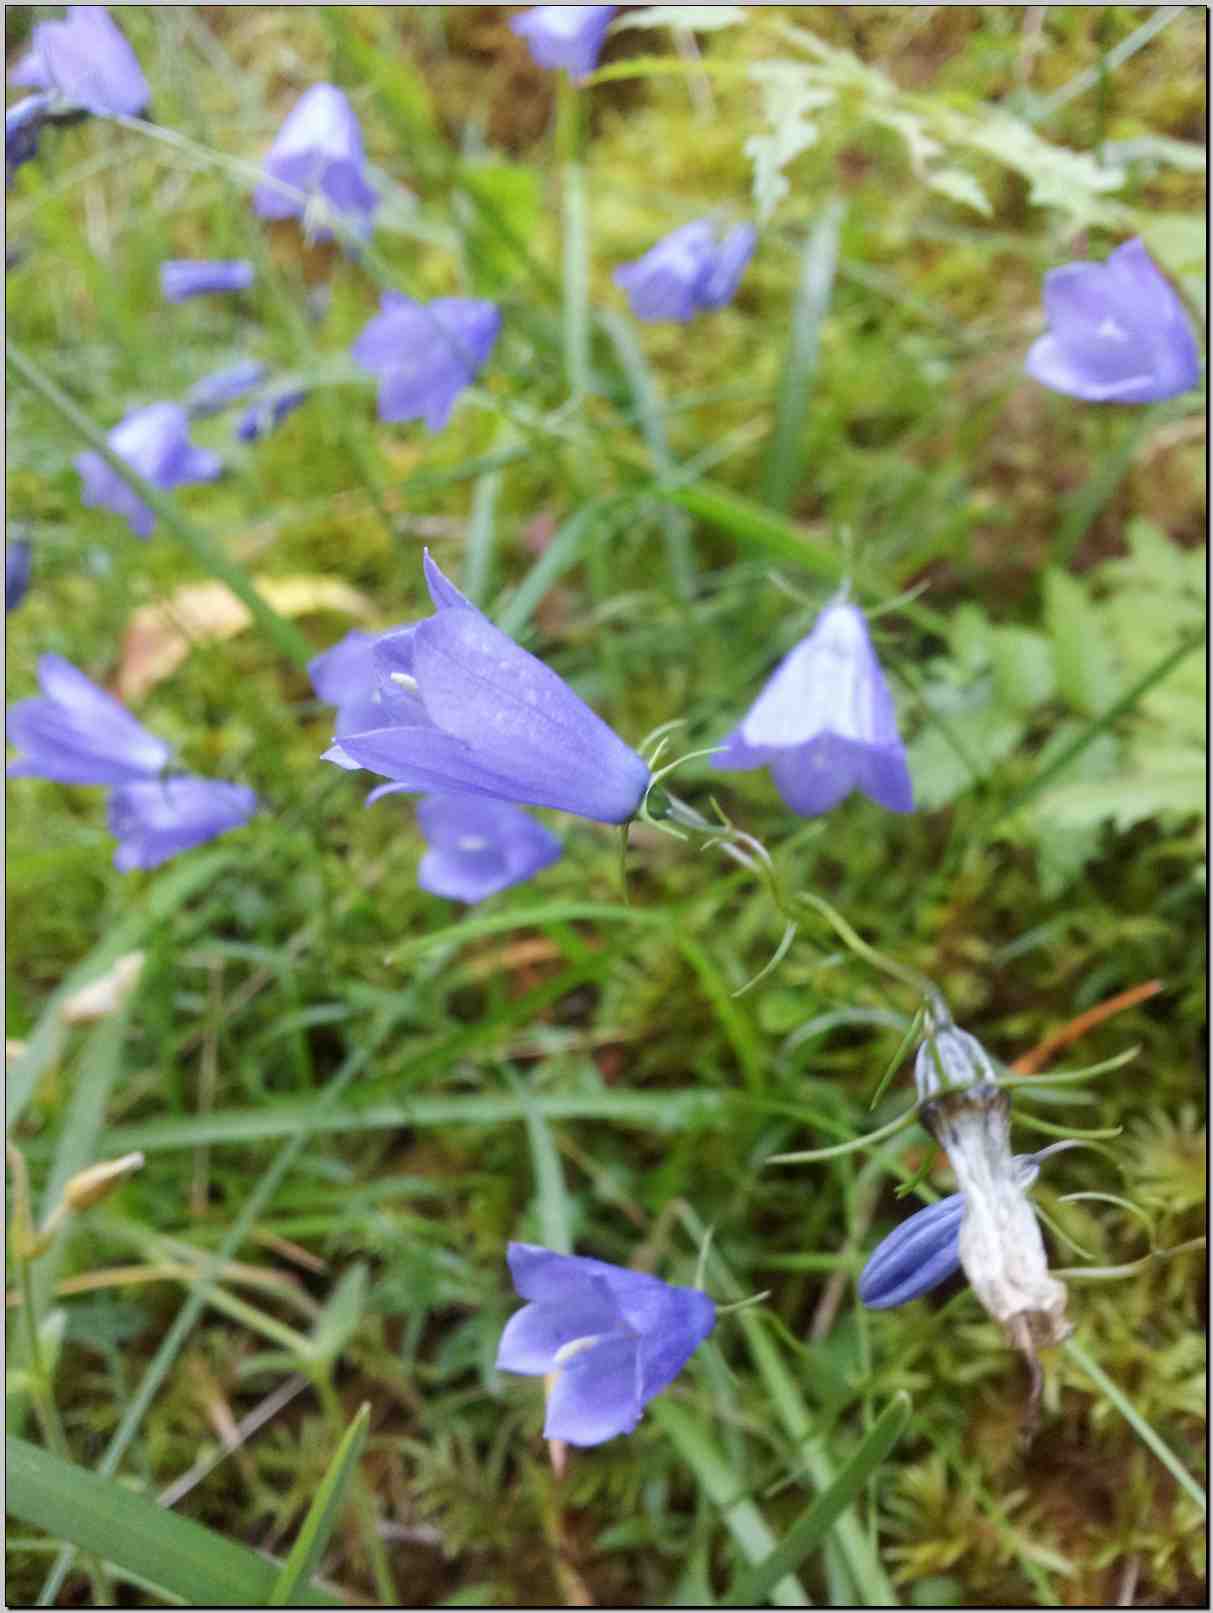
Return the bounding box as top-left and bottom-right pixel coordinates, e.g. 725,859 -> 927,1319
352,294 -> 501,432
6,540 -> 32,613
712,596 -> 912,817
415,794 -> 561,903
106,775 -> 257,871
323,553 -> 651,824
252,83 -> 377,240
235,388 -> 308,442
496,1242 -> 716,1445
186,360 -> 268,418
1025,237 -> 1201,404
614,219 -> 757,324
75,403 -> 223,539
9,6 -> 149,118
160,259 -> 254,302
6,94 -> 52,183
859,1155 -> 1043,1310
510,6 -> 618,78
7,653 -> 171,785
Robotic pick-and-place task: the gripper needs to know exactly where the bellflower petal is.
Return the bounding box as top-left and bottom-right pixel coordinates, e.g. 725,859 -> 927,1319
160,259 -> 254,302
615,218 -> 756,323
107,775 -> 257,871
10,6 -> 149,117
75,403 -> 223,539
497,1243 -> 716,1446
1025,237 -> 1201,404
352,294 -> 501,431
713,597 -> 912,816
186,360 -> 267,418
6,540 -> 32,613
6,95 -> 52,182
329,553 -> 649,823
7,653 -> 171,784
510,6 -> 618,78
415,793 -> 562,902
235,388 -> 308,442
252,83 -> 377,238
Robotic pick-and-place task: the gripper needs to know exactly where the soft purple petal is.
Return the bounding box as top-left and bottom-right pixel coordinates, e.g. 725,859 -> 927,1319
496,1288 -> 622,1375
415,793 -> 561,902
75,403 -> 223,539
510,6 -> 618,77
186,360 -> 267,417
6,94 -> 51,180
423,549 -> 475,611
543,1333 -> 644,1446
11,6 -> 148,117
614,220 -> 717,324
6,540 -> 32,613
698,223 -> 757,311
253,83 -> 377,235
235,388 -> 308,442
160,260 -> 254,302
107,775 -> 257,871
637,1288 -> 716,1401
858,1193 -> 966,1309
7,653 -> 171,785
309,630 -> 380,706
352,296 -> 500,431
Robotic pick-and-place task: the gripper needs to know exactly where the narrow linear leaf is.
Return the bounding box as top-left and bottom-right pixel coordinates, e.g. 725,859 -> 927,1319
662,480 -> 843,577
269,1405 -> 370,1605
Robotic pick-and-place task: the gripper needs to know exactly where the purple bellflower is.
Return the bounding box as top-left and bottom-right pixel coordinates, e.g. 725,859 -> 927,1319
235,388 -> 308,442
6,95 -> 52,182
859,1155 -> 1043,1310
614,219 -> 757,324
75,403 -> 223,539
321,553 -> 651,823
415,794 -> 562,903
10,6 -> 149,118
7,653 -> 171,785
6,540 -> 32,613
309,628 -> 392,770
496,1242 -> 716,1445
186,360 -> 268,418
712,595 -> 912,817
107,775 -> 257,871
160,259 -> 254,302
352,294 -> 501,432
1025,237 -> 1201,404
252,83 -> 377,240
510,6 -> 618,78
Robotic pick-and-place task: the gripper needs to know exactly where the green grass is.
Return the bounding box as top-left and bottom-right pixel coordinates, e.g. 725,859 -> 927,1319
6,5 -> 1207,1606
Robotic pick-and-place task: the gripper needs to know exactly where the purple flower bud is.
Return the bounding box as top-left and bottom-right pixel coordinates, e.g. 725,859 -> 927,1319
6,95 -> 52,183
913,1020 -> 998,1107
712,597 -> 912,817
859,1156 -> 1042,1310
234,388 -> 308,442
496,1242 -> 716,1446
6,540 -> 32,613
415,794 -> 561,903
252,83 -> 377,239
7,653 -> 171,785
323,552 -> 651,824
186,360 -> 268,418
160,260 -> 255,302
9,6 -> 149,118
1025,237 -> 1201,405
75,403 -> 223,539
510,6 -> 618,78
614,219 -> 757,323
106,774 -> 257,871
352,293 -> 501,432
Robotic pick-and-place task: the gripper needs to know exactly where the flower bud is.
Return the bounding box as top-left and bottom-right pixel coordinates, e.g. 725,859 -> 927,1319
62,1152 -> 145,1213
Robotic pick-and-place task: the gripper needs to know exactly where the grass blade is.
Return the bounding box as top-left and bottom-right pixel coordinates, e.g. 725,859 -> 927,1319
268,1404 -> 370,1606
726,1393 -> 911,1606
661,480 -> 843,577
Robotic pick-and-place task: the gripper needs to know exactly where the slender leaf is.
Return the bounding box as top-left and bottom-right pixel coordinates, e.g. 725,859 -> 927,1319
268,1405 -> 370,1605
662,480 -> 843,577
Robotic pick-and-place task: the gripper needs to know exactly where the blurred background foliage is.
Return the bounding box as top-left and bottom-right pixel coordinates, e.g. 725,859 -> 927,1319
5,5 -> 1207,1606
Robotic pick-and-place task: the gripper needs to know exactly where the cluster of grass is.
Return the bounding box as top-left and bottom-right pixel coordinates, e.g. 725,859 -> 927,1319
6,6 -> 1206,1606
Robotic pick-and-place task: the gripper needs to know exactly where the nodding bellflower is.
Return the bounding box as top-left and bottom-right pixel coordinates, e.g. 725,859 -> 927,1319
712,596 -> 912,817
510,6 -> 618,78
186,360 -> 268,418
496,1242 -> 716,1446
614,219 -> 757,323
7,653 -> 171,785
9,6 -> 149,117
75,403 -> 223,539
415,794 -> 562,903
320,554 -> 650,823
235,388 -> 308,442
6,540 -> 32,613
160,259 -> 254,302
252,83 -> 377,239
6,95 -> 52,182
107,775 -> 257,871
352,294 -> 501,432
1025,237 -> 1201,404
